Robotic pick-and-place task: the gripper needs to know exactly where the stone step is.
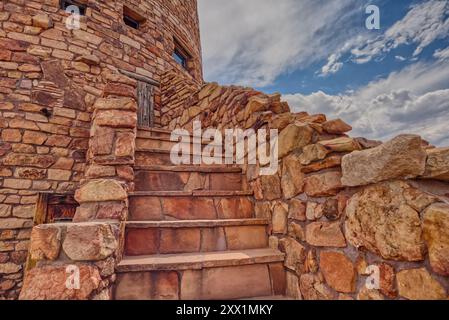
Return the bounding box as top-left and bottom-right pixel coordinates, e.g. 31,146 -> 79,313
124,219 -> 269,256
134,166 -> 244,191
114,253 -> 286,300
135,149 -> 236,167
128,191 -> 254,221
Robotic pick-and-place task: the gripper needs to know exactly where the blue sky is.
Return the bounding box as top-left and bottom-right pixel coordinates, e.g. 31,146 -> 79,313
198,0 -> 449,146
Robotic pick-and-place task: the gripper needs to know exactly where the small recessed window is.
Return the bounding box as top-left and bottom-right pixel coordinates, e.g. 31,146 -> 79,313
124,15 -> 140,29
173,49 -> 188,69
123,5 -> 146,30
173,39 -> 191,70
60,0 -> 86,16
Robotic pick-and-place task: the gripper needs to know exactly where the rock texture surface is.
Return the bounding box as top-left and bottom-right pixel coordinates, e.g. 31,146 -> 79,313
341,135 -> 427,187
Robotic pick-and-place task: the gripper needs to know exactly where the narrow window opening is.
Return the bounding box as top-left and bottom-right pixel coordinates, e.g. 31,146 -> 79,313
60,0 -> 86,16
123,5 -> 146,30
124,15 -> 140,29
173,38 -> 191,70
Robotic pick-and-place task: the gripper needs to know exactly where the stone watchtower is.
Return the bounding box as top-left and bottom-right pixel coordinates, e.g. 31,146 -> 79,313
0,0 -> 205,299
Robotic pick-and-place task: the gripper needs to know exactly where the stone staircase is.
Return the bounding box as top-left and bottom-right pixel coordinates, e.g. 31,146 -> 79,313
113,128 -> 286,300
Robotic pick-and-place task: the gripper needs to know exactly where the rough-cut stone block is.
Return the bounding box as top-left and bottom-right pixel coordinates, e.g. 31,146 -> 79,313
319,251 -> 356,293
305,222 -> 346,247
62,223 -> 118,261
423,203 -> 449,275
95,110 -> 137,128
396,268 -> 446,300
341,135 -> 426,187
345,181 -> 434,261
304,171 -> 342,197
29,225 -> 61,261
322,119 -> 352,134
94,97 -> 137,112
422,147 -> 449,181
288,199 -> 306,221
260,174 -> 282,201
300,273 -> 334,300
318,137 -> 360,152
279,237 -> 306,272
272,203 -> 288,234
20,265 -> 101,300
278,124 -> 314,158
281,153 -> 304,199
75,179 -> 127,203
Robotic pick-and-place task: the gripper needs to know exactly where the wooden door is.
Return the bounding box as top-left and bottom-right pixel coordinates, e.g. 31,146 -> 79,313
137,81 -> 154,128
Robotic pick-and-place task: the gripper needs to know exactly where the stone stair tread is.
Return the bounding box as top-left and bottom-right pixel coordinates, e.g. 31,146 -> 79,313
134,165 -> 242,173
117,248 -> 285,272
126,218 -> 269,228
129,190 -> 253,197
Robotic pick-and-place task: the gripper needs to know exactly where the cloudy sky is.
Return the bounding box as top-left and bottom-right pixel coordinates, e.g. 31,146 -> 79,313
198,0 -> 449,146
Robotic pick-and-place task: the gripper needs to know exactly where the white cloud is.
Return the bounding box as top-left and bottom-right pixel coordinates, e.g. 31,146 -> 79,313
284,60 -> 449,146
320,53 -> 343,76
395,55 -> 406,61
198,0 -> 363,87
321,0 -> 449,71
434,46 -> 449,60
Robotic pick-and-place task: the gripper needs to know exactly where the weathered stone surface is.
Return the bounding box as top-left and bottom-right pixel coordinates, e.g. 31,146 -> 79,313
19,265 -> 101,300
278,124 -> 313,158
299,144 -> 329,165
0,262 -> 21,274
260,174 -> 282,201
29,225 -> 61,261
318,137 -> 360,153
272,203 -> 288,234
345,181 -> 434,261
75,179 -> 127,203
322,119 -> 352,134
62,223 -> 118,261
286,272 -> 301,299
396,268 -> 446,300
288,222 -> 305,242
423,203 -> 449,275
306,202 -> 323,221
377,263 -> 397,298
319,251 -> 356,293
281,153 -> 304,199
423,147 -> 449,181
304,171 -> 342,197
94,97 -> 137,112
305,222 -> 346,247
32,13 -> 53,29
300,273 -> 334,300
357,287 -> 385,300
279,237 -> 306,272
341,135 -> 427,187
95,110 -> 137,128
288,199 -> 306,221
0,218 -> 33,229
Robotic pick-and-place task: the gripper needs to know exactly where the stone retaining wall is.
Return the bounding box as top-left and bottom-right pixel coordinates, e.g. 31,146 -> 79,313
162,77 -> 449,300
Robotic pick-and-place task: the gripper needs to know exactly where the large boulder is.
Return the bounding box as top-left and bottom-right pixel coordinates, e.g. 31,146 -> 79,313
341,135 -> 426,187
345,181 -> 436,261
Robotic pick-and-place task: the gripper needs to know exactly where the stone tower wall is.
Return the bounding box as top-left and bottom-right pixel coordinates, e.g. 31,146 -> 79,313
0,0 -> 202,299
